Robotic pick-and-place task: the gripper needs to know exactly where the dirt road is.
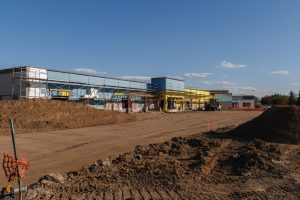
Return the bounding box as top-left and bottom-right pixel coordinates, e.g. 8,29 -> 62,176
0,111 -> 262,185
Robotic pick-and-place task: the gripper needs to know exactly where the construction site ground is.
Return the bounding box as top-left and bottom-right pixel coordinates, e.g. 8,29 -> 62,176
27,130 -> 300,200
0,110 -> 262,186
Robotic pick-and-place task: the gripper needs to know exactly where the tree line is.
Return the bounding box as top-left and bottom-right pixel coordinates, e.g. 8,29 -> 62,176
260,91 -> 300,105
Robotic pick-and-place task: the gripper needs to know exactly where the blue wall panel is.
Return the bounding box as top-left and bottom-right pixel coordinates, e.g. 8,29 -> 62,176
215,94 -> 232,102
47,70 -> 148,90
119,80 -> 131,88
89,76 -> 105,85
48,71 -> 69,81
151,77 -> 185,91
151,78 -> 166,90
104,78 -> 119,87
70,74 -> 89,83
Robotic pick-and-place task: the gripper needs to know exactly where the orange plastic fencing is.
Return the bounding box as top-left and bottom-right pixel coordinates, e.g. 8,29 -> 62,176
2,153 -> 29,182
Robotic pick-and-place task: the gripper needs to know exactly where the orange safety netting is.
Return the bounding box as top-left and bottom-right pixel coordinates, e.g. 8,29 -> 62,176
2,153 -> 29,182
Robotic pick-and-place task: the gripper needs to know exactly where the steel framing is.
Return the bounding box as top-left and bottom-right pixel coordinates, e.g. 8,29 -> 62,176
10,67 -> 155,102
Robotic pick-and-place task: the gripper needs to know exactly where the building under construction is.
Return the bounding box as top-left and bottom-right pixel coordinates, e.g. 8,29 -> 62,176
0,66 -> 156,112
0,66 -> 220,112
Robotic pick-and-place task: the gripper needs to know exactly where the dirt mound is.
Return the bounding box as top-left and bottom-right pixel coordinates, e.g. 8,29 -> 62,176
222,139 -> 281,176
25,132 -> 300,200
231,106 -> 300,144
0,99 -> 134,134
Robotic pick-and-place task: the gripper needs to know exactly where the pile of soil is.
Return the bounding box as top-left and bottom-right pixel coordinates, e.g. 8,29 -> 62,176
24,132 -> 300,200
0,99 -> 134,134
231,106 -> 300,144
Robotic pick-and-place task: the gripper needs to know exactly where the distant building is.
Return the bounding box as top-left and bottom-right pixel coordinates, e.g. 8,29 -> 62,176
232,95 -> 256,109
0,66 -> 153,113
151,77 -> 186,112
184,88 -> 211,111
151,77 -> 211,112
210,90 -> 233,109
0,66 -> 222,112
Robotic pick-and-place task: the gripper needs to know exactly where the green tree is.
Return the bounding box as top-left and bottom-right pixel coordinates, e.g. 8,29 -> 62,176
261,95 -> 272,105
272,94 -> 288,105
261,94 -> 289,105
254,96 -> 261,108
288,91 -> 297,105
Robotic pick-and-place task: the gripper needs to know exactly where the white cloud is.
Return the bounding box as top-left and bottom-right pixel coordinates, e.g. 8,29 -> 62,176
217,61 -> 246,69
225,86 -> 256,91
218,81 -> 236,85
200,79 -> 255,95
290,82 -> 300,86
74,68 -> 106,74
271,70 -> 289,75
201,80 -> 211,85
119,76 -> 151,82
184,72 -> 212,78
201,80 -> 235,85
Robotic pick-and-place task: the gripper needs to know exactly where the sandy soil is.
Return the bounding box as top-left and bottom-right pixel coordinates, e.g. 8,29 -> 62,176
0,99 -> 134,134
26,131 -> 300,200
0,111 -> 261,186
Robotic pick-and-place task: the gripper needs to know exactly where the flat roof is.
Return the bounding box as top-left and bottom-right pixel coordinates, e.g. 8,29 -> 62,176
47,68 -> 149,84
151,76 -> 185,81
0,67 -> 21,74
0,66 -> 149,84
233,95 -> 255,100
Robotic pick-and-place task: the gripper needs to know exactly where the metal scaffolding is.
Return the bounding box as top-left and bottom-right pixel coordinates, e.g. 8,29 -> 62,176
10,67 -> 159,112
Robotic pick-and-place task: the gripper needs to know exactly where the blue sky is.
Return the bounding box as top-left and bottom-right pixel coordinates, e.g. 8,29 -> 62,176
1,0 -> 300,96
